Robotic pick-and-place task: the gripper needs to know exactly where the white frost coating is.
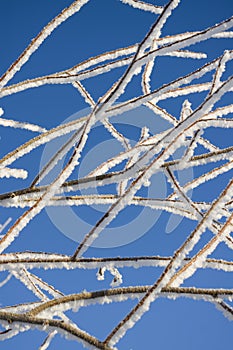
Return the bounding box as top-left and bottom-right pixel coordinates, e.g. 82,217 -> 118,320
0,116 -> 87,168
0,0 -> 90,89
197,118 -> 233,129
93,0 -> 181,117
37,291 -> 142,318
164,167 -> 196,217
107,180 -> 233,346
181,130 -> 202,163
0,301 -> 42,314
72,81 -> 95,107
179,149 -> 233,169
1,252 -> 233,272
0,167 -> 27,179
0,320 -> 103,350
88,140 -> 146,177
110,268 -> 123,287
180,99 -> 192,121
0,107 -> 4,116
0,49 -> 206,99
134,78 -> 232,174
67,45 -> 137,75
214,300 -> 233,321
202,104 -> 233,120
117,127 -> 148,195
11,269 -> 48,301
44,142 -> 231,198
88,128 -> 171,178
0,325 -> 21,341
0,87 -> 98,254
0,218 -> 12,235
120,0 -> 163,14
102,119 -> 130,150
96,267 -> 106,281
170,160 -> 233,202
132,17 -> 233,93
197,137 -> 219,152
210,50 -> 232,94
76,76 -> 233,257
0,117 -> 47,133
0,55 -> 227,171
33,128 -> 82,187
156,83 -> 212,101
39,331 -> 57,350
72,55 -> 133,81
170,212 -> 233,288
156,31 -> 233,47
1,20 -> 228,98
165,50 -> 207,59
0,42 -> 147,99
0,2 -> 233,347
97,267 -> 123,287
25,272 -> 63,298
214,31 -> 233,38
0,273 -> 12,288
25,289 -> 233,318
107,60 -> 220,118
139,0 -> 181,55
0,56 -> 133,99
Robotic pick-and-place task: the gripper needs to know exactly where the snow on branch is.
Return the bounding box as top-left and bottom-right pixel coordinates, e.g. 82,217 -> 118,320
0,0 -> 232,348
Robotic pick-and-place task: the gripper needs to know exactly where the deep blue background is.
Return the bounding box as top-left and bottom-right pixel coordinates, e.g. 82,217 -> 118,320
0,1 -> 233,349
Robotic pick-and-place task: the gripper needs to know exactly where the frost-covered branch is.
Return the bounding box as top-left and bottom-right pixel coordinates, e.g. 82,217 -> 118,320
0,0 -> 232,348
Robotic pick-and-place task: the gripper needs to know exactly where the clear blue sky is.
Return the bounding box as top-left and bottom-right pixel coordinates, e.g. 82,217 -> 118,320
0,1 -> 233,349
